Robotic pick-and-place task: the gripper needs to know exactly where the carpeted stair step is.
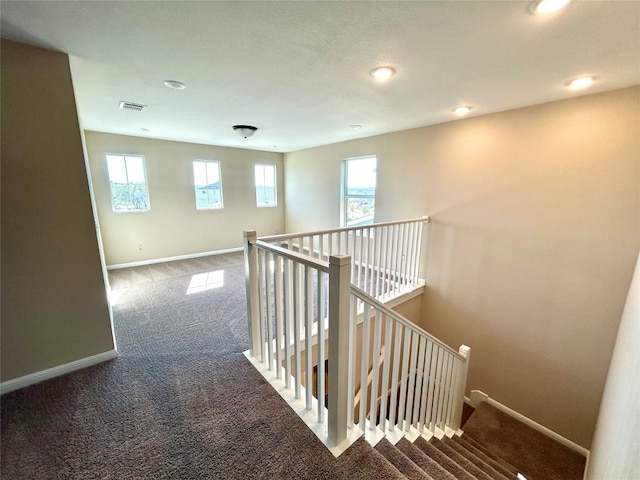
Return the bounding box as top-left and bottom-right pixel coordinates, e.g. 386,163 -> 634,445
375,438 -> 434,480
430,437 -> 509,480
462,402 -> 586,480
449,436 -> 519,479
414,437 -> 478,480
395,438 -> 458,480
455,435 -> 520,478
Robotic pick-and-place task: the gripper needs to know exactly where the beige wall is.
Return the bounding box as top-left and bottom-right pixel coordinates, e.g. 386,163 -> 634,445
284,87 -> 640,448
84,132 -> 285,266
1,40 -> 115,382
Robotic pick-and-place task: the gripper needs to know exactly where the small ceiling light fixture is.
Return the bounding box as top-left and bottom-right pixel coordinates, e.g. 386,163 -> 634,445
164,80 -> 187,90
233,125 -> 258,138
565,76 -> 596,90
451,106 -> 473,115
140,128 -> 150,132
530,0 -> 572,15
370,66 -> 396,80
350,124 -> 362,129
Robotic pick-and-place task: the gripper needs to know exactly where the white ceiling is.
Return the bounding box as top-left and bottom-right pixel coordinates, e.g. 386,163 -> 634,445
1,1 -> 639,153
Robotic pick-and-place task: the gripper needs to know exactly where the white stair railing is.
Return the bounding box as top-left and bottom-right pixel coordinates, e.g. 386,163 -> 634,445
243,230 -> 351,449
243,218 -> 470,456
349,285 -> 470,443
259,217 -> 429,301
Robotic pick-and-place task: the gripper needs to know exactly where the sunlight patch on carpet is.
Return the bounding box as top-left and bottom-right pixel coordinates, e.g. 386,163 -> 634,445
186,270 -> 224,294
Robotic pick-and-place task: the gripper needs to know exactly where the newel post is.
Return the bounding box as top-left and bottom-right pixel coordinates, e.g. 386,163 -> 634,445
243,230 -> 261,357
328,254 -> 351,446
451,345 -> 471,431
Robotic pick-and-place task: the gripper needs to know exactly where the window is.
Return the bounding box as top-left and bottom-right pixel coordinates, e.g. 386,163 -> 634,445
106,154 -> 150,212
255,164 -> 277,207
342,156 -> 377,226
193,160 -> 223,209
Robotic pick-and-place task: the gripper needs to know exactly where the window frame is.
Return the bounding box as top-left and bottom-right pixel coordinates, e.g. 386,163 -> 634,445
105,153 -> 151,213
255,163 -> 277,208
341,155 -> 377,227
192,159 -> 224,210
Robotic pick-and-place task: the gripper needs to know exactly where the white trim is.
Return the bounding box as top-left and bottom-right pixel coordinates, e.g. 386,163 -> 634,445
106,247 -> 243,270
468,390 -> 589,458
0,349 -> 118,395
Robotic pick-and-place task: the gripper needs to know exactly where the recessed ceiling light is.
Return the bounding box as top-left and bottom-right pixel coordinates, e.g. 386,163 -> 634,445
164,80 -> 187,90
350,124 -> 362,129
140,128 -> 149,132
370,66 -> 396,80
530,0 -> 572,14
565,76 -> 596,90
451,106 -> 473,115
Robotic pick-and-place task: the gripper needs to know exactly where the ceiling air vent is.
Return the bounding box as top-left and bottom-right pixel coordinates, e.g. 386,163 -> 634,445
118,101 -> 146,111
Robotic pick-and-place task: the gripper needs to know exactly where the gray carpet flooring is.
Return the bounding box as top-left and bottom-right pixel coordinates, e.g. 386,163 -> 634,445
1,253 -> 404,479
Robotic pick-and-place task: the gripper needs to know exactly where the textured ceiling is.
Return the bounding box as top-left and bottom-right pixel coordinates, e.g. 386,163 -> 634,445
1,1 -> 639,152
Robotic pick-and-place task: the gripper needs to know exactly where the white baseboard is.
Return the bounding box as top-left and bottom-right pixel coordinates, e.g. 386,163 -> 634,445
467,390 -> 590,458
107,247 -> 243,270
0,349 -> 118,395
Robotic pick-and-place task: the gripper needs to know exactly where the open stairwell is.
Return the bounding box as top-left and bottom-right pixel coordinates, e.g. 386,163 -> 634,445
243,218 -> 587,480
371,401 -> 586,480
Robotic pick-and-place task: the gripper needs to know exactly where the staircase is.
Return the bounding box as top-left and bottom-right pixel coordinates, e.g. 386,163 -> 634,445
373,401 -> 586,480
375,435 -> 518,480
242,218 -> 587,479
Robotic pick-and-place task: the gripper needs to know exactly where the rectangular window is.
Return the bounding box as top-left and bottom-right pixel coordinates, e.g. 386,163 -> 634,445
342,156 -> 377,226
106,153 -> 150,212
193,160 -> 223,209
255,164 -> 277,207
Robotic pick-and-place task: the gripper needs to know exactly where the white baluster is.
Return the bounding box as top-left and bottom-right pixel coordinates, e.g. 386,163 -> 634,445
347,295 -> 357,428
388,321 -> 402,431
266,251 -> 274,370
379,314 -> 392,432
274,255 -> 283,379
418,340 -> 433,432
396,326 -> 411,431
243,230 -> 261,357
283,258 -> 292,388
293,262 -> 301,399
435,351 -> 450,429
412,336 -> 427,429
359,300 -> 371,430
257,248 -> 267,363
305,265 -> 313,410
404,330 -> 419,431
424,343 -> 438,431
374,225 -> 382,299
380,225 -> 389,298
317,270 -> 325,422
431,347 -> 445,429
369,310 -> 382,430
